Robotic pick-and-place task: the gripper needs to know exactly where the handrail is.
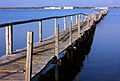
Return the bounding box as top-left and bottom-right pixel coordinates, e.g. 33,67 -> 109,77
0,13 -> 87,27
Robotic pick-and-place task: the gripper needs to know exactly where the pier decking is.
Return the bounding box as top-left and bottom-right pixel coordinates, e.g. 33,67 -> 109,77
0,10 -> 108,81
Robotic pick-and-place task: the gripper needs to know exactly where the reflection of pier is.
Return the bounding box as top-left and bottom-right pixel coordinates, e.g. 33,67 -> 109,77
0,10 -> 108,81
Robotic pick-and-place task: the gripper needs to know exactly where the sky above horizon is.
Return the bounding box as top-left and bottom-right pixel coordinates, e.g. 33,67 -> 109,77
0,0 -> 120,7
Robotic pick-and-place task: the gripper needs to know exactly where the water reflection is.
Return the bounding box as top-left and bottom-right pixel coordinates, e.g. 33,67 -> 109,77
32,25 -> 96,81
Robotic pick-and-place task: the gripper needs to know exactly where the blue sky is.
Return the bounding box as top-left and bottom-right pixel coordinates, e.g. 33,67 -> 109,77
0,0 -> 120,7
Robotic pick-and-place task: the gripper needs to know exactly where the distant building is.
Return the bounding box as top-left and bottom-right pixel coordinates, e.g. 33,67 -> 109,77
44,6 -> 61,9
95,7 -> 109,9
63,6 -> 74,9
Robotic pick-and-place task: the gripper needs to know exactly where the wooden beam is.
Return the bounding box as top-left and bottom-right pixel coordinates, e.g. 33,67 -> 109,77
25,31 -> 33,81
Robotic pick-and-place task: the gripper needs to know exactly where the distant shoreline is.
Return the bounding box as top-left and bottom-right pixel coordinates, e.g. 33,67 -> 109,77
0,7 -> 120,10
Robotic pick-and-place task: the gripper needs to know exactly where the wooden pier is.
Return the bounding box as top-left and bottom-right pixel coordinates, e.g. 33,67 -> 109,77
0,9 -> 108,81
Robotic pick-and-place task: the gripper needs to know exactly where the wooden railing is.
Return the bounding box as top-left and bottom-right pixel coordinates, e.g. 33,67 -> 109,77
0,13 -> 88,55
0,12 -> 90,81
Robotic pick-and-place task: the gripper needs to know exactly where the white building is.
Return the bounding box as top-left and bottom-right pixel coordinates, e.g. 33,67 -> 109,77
63,6 -> 74,9
95,7 -> 109,9
44,7 -> 61,9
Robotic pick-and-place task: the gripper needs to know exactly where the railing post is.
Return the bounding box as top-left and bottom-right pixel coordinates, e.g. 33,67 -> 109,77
64,16 -> 67,30
6,25 -> 13,55
39,20 -> 42,42
76,15 -> 78,24
55,23 -> 59,81
25,31 -> 33,81
78,18 -> 81,37
55,24 -> 59,59
69,20 -> 72,45
54,18 -> 57,35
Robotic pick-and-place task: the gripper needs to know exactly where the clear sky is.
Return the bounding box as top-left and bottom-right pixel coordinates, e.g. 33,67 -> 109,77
0,0 -> 120,7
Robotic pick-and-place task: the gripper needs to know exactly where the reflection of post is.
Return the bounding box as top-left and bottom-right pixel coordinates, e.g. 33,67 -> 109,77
55,22 -> 59,81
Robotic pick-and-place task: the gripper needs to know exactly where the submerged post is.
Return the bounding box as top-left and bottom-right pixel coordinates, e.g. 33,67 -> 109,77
39,20 -> 42,42
6,25 -> 13,55
69,20 -> 72,45
64,16 -> 67,30
25,31 -> 33,81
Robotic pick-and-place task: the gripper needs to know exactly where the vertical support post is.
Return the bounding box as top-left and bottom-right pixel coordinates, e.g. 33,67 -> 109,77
6,25 -> 13,55
39,20 -> 42,42
55,23 -> 59,81
64,16 -> 67,30
78,18 -> 81,37
76,15 -> 78,24
25,31 -> 33,81
55,24 -> 59,59
54,18 -> 57,35
69,20 -> 72,45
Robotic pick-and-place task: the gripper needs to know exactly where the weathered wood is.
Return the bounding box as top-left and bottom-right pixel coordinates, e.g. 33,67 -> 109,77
76,15 -> 78,24
64,17 -> 67,30
39,20 -> 42,42
69,20 -> 72,45
0,13 -> 88,28
55,24 -> 59,59
77,18 -> 81,37
25,31 -> 33,81
54,18 -> 57,35
6,25 -> 13,55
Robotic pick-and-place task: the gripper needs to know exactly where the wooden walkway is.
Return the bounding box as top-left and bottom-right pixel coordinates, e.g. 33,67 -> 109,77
0,10 -> 108,81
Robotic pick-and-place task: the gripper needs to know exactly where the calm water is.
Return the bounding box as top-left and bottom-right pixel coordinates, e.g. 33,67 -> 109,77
0,9 -> 93,56
75,9 -> 120,81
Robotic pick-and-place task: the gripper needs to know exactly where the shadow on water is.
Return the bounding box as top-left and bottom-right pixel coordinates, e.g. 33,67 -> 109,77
32,24 -> 96,81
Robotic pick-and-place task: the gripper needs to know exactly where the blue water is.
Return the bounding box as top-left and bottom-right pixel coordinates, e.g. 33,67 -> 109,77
0,9 -> 93,56
74,9 -> 120,81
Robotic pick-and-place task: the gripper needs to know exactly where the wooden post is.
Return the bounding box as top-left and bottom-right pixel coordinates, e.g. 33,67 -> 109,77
6,25 -> 13,55
54,18 -> 57,35
76,15 -> 78,24
64,17 -> 67,30
39,20 -> 42,42
55,24 -> 59,59
77,18 -> 81,37
55,23 -> 59,81
25,31 -> 33,81
69,20 -> 72,45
